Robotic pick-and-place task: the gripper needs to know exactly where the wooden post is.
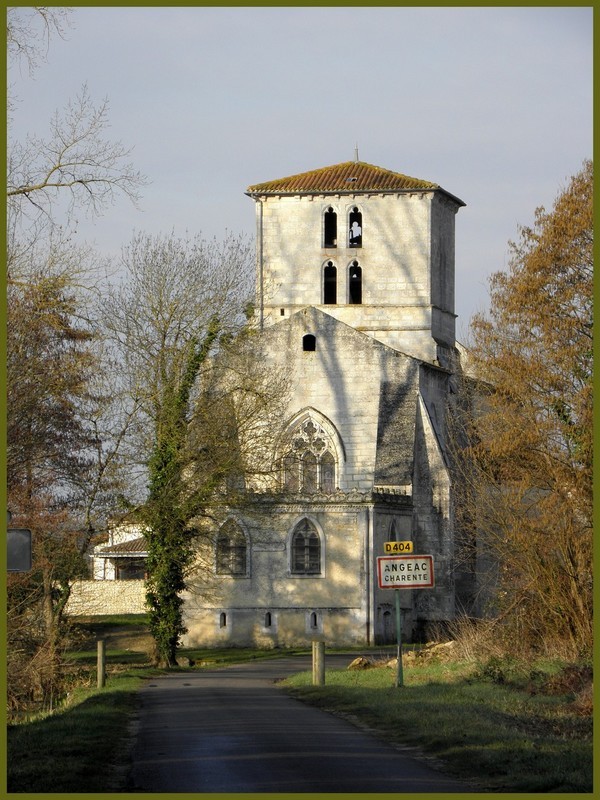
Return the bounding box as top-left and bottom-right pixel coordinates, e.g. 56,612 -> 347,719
312,640 -> 325,686
97,638 -> 106,689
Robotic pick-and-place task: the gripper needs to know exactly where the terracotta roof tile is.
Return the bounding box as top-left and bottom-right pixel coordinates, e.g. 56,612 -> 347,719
97,536 -> 148,556
246,160 -> 454,197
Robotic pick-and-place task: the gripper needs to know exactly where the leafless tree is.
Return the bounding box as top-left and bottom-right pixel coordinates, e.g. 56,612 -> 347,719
8,86 -> 146,227
7,6 -> 73,76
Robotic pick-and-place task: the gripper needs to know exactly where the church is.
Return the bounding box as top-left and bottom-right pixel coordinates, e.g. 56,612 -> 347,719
181,158 -> 470,649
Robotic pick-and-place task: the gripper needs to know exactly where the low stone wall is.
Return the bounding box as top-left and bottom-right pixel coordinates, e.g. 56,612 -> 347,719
66,580 -> 147,616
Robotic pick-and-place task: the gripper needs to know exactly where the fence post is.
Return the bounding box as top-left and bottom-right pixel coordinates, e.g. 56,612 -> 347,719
97,638 -> 106,689
312,639 -> 325,686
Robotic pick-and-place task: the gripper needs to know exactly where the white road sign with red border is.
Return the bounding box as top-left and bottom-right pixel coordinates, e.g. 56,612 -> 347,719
377,555 -> 435,589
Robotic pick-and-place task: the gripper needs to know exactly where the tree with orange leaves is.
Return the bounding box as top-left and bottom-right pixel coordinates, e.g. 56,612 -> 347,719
453,161 -> 593,658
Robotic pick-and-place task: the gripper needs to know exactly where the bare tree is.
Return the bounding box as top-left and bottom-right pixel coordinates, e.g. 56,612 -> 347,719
6,6 -> 148,714
8,7 -> 146,228
7,7 -> 73,76
101,231 -> 254,665
8,86 -> 146,226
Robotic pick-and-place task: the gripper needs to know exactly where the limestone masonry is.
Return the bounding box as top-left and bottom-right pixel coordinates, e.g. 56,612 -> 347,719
183,160 -> 469,646
70,159 -> 473,647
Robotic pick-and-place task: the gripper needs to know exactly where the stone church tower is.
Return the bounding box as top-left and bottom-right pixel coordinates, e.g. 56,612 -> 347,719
183,160 -> 467,648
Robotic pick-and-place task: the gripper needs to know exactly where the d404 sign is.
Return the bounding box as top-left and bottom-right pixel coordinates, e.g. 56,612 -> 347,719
383,540 -> 413,554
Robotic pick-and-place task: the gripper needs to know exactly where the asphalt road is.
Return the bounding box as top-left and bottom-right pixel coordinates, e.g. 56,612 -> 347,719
126,654 -> 479,793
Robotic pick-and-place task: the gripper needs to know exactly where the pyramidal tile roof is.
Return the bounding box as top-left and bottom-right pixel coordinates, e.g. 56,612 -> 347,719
246,161 -> 464,204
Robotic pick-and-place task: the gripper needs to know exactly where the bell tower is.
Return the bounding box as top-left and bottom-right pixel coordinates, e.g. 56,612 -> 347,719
246,160 -> 465,364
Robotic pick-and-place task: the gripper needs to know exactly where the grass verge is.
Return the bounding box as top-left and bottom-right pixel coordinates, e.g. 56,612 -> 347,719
7,670 -> 151,793
283,659 -> 593,793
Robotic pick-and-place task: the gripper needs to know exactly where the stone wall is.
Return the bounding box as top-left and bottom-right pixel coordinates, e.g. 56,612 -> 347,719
182,606 -> 366,649
66,579 -> 147,616
255,190 -> 458,361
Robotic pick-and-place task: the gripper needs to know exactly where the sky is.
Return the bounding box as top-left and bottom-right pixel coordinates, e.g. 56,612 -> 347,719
8,6 -> 593,339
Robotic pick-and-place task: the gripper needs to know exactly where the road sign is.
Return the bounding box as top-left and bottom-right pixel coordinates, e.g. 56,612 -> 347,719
377,555 -> 434,589
383,540 -> 413,554
7,528 -> 32,572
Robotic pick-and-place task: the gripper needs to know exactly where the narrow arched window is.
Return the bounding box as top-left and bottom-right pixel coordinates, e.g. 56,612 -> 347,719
219,612 -> 227,628
324,207 -> 337,248
349,207 -> 362,247
310,611 -> 318,629
323,261 -> 337,304
282,452 -> 300,491
320,450 -> 336,493
349,261 -> 362,304
303,334 -> 316,351
265,611 -> 272,628
301,451 -> 318,493
216,521 -> 247,575
389,519 -> 398,542
291,519 -> 321,574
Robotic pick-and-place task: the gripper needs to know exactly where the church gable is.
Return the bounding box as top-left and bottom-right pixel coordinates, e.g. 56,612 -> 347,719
260,306 -> 423,493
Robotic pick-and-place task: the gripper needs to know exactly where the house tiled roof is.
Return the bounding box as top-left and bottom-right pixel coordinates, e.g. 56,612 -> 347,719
246,161 -> 464,205
97,536 -> 148,557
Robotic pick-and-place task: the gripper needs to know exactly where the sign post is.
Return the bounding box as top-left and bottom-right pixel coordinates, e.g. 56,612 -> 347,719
377,552 -> 435,689
394,589 -> 404,687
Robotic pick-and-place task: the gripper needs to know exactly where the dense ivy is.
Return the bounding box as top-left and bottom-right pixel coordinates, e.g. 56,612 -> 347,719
142,318 -> 220,666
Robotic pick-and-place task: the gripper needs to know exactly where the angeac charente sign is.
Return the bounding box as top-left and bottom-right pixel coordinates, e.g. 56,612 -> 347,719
376,554 -> 434,589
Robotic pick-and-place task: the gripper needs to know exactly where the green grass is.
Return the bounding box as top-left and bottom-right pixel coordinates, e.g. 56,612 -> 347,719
70,613 -> 150,625
11,621 -> 592,794
283,660 -> 593,793
178,645 -> 310,665
66,648 -> 151,665
7,671 -> 150,792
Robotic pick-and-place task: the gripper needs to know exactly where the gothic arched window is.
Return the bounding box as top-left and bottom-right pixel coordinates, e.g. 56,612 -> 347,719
349,261 -> 362,304
323,261 -> 337,304
280,417 -> 338,494
301,451 -> 318,493
216,520 -> 248,575
349,207 -> 362,247
291,519 -> 321,574
324,207 -> 337,248
321,451 -> 336,493
282,453 -> 300,491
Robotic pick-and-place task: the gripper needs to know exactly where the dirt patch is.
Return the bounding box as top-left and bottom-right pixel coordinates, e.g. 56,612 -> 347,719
69,622 -> 154,656
540,665 -> 593,716
541,664 -> 593,697
103,626 -> 154,654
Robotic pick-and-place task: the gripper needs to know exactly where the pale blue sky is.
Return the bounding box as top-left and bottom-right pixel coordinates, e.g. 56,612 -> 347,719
9,6 -> 593,337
